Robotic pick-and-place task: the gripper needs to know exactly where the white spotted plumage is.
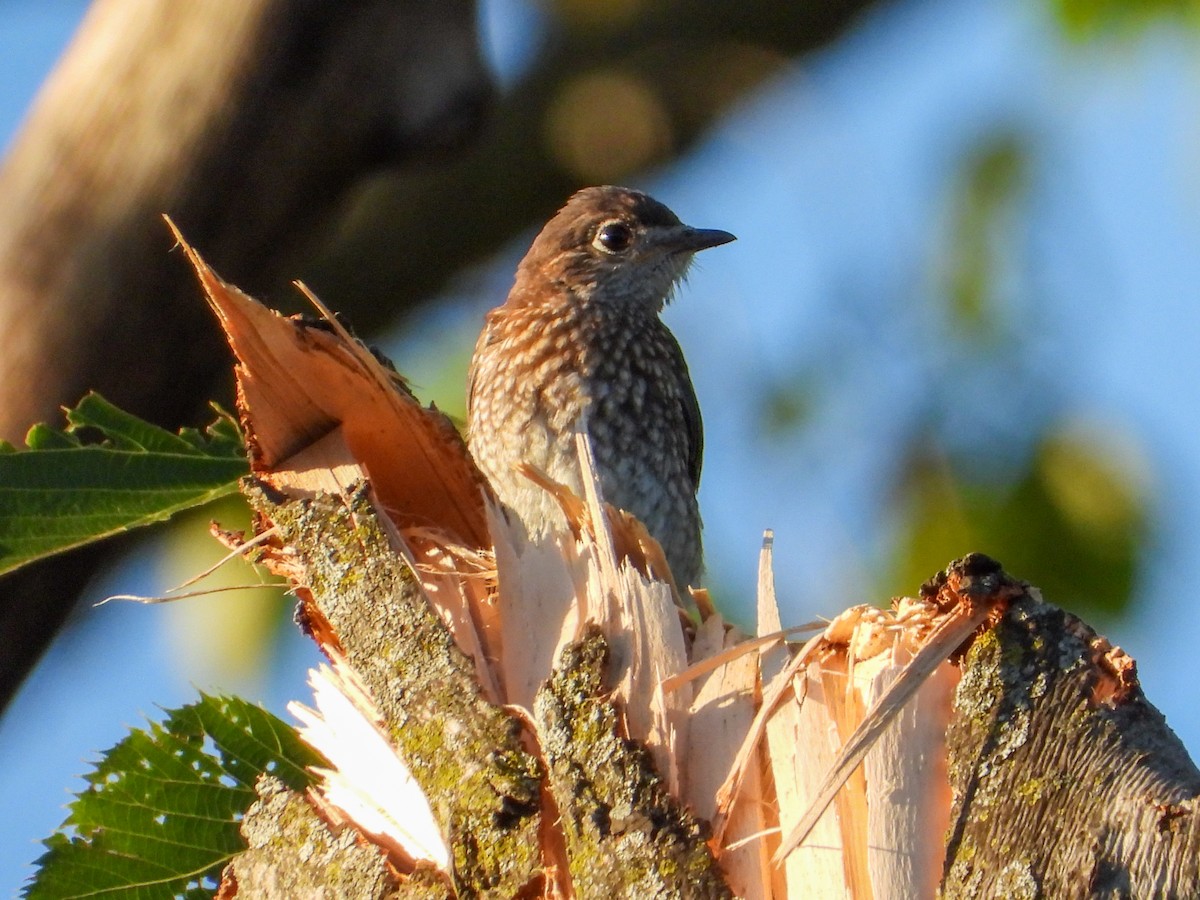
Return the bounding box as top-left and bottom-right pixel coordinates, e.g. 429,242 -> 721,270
467,186 -> 734,588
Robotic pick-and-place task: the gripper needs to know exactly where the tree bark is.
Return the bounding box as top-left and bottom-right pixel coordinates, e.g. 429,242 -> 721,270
252,482 -> 545,898
535,629 -> 733,898
236,479 -> 730,898
230,476 -> 1200,897
222,776 -> 412,900
188,259 -> 1199,897
942,589 -> 1200,898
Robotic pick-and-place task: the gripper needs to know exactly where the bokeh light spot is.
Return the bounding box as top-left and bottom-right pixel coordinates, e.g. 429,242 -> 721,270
544,69 -> 673,183
1039,422 -> 1149,539
552,0 -> 647,30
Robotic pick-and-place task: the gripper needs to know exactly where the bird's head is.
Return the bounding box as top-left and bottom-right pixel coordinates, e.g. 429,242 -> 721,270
511,186 -> 735,313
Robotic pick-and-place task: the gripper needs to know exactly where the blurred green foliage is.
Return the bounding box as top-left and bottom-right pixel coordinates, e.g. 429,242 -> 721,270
883,126 -> 1152,617
1051,0 -> 1200,39
161,496 -> 287,696
759,379 -> 816,440
890,426 -> 1148,616
940,134 -> 1027,341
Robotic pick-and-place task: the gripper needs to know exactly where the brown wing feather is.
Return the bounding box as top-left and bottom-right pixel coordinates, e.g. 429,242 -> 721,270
660,327 -> 703,491
465,311 -> 499,430
681,372 -> 703,490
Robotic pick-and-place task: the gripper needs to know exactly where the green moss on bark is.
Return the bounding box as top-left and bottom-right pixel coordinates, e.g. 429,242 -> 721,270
250,480 -> 543,898
942,593 -> 1200,898
534,627 -> 732,899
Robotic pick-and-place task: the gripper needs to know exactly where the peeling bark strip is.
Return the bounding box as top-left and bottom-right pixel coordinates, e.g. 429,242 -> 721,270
247,481 -> 544,897
534,628 -> 733,899
943,591 -> 1200,899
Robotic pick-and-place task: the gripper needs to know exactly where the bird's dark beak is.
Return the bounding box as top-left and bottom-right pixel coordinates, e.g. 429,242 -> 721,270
659,225 -> 737,255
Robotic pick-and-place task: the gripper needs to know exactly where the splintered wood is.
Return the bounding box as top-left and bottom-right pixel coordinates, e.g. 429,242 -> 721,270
288,656 -> 451,871
180,227 -> 1200,899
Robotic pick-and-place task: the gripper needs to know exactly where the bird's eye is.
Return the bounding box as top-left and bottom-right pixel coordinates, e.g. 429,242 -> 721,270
594,221 -> 633,254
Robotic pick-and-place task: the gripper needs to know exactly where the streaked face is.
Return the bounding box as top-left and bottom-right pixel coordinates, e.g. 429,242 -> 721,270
517,186 -> 735,312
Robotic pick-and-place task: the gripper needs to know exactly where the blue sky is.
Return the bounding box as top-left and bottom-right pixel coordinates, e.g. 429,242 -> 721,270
5,0 -> 1200,889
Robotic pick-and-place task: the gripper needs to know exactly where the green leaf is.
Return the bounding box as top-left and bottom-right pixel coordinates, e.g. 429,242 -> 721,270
24,694 -> 324,900
0,392 -> 248,576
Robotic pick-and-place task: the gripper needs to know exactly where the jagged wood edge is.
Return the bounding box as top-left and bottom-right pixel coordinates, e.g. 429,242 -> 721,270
243,478 -> 543,897
533,626 -> 733,897
941,589 -> 1200,897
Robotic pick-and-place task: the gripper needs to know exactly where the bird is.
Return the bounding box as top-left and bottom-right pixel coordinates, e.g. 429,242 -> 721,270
467,185 -> 735,589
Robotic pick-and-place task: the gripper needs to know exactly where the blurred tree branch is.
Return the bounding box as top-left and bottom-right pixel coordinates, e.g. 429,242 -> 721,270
0,0 -> 884,708
309,0 -> 883,316
0,0 -> 491,441
0,0 -> 490,709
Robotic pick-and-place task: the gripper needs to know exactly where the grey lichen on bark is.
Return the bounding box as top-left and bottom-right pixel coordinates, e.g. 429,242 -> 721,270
941,590 -> 1200,899
534,626 -> 733,899
226,775 -> 401,898
245,478 -> 544,898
